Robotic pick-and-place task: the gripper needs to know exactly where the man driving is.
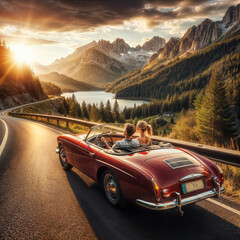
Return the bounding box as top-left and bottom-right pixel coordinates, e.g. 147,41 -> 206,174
101,123 -> 140,150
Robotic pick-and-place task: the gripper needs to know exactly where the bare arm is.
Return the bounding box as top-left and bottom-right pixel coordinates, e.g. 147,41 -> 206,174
148,136 -> 152,146
101,137 -> 111,149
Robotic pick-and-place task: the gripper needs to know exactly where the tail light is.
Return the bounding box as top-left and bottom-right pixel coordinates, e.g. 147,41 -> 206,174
216,164 -> 224,185
163,189 -> 171,198
220,174 -> 224,185
213,177 -> 221,184
151,178 -> 161,201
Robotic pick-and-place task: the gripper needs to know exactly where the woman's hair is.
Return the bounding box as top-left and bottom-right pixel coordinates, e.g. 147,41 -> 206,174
137,120 -> 152,136
124,123 -> 136,137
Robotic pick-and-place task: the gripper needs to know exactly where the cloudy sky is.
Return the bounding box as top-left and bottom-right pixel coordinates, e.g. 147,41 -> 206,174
0,0 -> 238,64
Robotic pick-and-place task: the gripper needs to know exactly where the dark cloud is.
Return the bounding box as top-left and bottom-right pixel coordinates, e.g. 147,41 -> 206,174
0,0 -> 237,32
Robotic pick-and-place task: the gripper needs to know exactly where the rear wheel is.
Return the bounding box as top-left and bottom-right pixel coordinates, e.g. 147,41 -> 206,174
101,169 -> 127,208
59,145 -> 73,170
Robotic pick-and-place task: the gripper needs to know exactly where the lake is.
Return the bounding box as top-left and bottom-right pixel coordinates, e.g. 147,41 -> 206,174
61,91 -> 150,111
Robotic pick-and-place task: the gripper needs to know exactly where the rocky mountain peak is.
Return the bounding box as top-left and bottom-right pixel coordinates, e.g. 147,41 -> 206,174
163,37 -> 181,58
201,18 -> 212,26
223,4 -> 240,27
148,37 -> 180,63
112,38 -> 130,54
141,36 -> 166,51
97,39 -> 113,53
135,44 -> 141,51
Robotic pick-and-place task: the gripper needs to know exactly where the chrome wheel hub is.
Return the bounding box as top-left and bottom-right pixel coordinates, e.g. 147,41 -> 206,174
60,148 -> 67,164
104,174 -> 119,204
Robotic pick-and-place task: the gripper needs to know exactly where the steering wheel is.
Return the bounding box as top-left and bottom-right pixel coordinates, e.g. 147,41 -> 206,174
95,133 -> 114,148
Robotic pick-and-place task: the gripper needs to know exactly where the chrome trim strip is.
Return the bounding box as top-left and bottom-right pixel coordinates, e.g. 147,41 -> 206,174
95,159 -> 135,179
61,139 -> 93,154
163,157 -> 195,169
136,187 -> 225,211
179,174 -> 204,182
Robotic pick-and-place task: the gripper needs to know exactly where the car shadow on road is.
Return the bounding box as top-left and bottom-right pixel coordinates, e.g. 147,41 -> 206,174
65,169 -> 240,240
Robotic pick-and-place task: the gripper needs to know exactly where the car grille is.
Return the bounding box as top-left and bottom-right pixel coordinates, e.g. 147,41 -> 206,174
164,157 -> 195,169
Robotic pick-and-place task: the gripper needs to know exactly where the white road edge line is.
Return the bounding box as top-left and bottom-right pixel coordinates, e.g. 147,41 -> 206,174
206,198 -> 240,216
0,118 -> 8,158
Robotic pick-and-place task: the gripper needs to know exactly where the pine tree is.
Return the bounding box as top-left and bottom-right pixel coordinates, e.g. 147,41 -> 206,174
99,101 -> 106,122
63,98 -> 69,115
113,99 -> 120,122
196,71 -> 239,145
72,93 -> 76,102
237,88 -> 240,118
91,103 -> 100,122
150,118 -> 158,135
69,101 -> 78,118
87,104 -> 92,116
58,102 -> 66,115
81,101 -> 89,120
77,103 -> 82,118
193,92 -> 204,111
105,100 -> 113,123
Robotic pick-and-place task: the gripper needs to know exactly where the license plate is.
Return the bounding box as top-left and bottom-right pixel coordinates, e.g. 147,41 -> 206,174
181,179 -> 204,194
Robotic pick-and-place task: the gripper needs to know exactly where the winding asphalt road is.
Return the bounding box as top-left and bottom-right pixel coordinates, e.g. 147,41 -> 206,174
0,104 -> 240,240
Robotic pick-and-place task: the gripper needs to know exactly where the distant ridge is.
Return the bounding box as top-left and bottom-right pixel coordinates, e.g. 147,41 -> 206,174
45,36 -> 166,88
38,72 -> 101,92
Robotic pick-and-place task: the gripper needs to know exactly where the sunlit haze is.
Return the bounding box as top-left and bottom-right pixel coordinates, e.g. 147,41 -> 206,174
11,44 -> 32,64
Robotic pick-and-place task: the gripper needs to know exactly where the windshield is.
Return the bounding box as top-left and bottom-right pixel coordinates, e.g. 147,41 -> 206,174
86,123 -> 125,141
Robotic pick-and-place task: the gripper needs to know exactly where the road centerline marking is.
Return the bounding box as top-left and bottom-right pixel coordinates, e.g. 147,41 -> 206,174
206,198 -> 240,216
0,118 -> 8,158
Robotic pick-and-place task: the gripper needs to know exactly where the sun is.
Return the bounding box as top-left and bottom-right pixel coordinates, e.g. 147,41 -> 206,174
12,44 -> 32,64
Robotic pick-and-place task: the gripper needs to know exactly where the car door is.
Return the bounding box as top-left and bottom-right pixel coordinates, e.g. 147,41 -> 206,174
71,141 -> 99,178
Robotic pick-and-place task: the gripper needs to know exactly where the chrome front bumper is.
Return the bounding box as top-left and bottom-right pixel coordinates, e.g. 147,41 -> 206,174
136,186 -> 225,211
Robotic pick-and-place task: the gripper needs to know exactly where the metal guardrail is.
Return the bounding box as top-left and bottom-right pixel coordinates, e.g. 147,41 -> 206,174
9,112 -> 99,128
9,112 -> 240,167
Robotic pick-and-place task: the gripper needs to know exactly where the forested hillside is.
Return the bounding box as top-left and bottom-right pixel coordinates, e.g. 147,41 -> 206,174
0,42 -> 47,109
107,35 -> 240,112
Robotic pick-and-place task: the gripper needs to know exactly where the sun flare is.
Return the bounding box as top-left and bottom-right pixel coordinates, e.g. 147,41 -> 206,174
12,44 -> 32,64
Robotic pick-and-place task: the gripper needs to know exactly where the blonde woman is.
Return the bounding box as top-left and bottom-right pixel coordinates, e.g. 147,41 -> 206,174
136,120 -> 152,146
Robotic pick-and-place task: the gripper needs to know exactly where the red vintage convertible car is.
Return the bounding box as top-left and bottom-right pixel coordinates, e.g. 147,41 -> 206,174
56,124 -> 225,214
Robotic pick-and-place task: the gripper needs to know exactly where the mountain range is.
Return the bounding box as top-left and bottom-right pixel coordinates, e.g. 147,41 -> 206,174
33,36 -> 166,88
147,4 -> 240,66
107,4 -> 240,109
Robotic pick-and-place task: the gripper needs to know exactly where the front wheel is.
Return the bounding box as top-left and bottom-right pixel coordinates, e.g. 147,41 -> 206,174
101,169 -> 127,208
59,145 -> 73,170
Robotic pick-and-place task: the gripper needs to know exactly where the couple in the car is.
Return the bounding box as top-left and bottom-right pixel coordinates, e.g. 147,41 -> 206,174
101,120 -> 152,150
